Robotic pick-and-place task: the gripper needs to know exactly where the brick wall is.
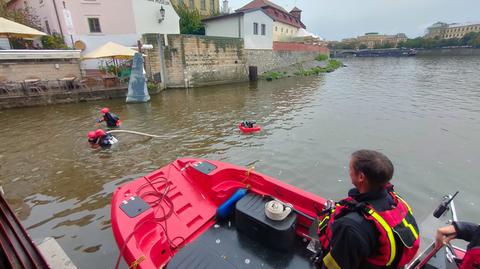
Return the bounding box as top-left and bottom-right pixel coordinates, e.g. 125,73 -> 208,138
144,34 -> 248,88
0,60 -> 81,81
273,42 -> 330,54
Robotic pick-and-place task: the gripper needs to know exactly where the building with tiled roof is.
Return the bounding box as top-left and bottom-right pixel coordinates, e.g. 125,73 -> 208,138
236,0 -> 306,40
202,0 -> 306,49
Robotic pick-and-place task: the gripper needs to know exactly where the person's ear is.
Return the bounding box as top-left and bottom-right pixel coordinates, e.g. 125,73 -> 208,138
358,172 -> 366,184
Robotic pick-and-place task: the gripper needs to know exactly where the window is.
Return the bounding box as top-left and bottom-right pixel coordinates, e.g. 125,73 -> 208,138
45,20 -> 51,34
189,0 -> 194,8
275,26 -> 277,32
281,27 -> 283,33
88,17 -> 101,33
39,0 -> 43,4
201,0 -> 205,10
253,23 -> 258,35
261,24 -> 266,35
210,0 -> 214,12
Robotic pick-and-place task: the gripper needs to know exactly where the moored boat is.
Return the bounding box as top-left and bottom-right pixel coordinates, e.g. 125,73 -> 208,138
353,48 -> 417,57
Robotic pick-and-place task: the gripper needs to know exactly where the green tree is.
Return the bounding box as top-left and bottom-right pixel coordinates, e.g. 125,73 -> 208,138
470,35 -> 480,48
173,4 -> 205,35
359,44 -> 368,49
462,32 -> 480,46
0,0 -> 41,30
41,34 -> 68,49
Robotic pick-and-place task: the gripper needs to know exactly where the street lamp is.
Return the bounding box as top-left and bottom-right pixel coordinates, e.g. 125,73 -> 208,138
158,6 -> 165,23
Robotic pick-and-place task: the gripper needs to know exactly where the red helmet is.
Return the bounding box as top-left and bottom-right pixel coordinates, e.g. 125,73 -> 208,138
95,129 -> 106,137
87,131 -> 96,139
100,107 -> 109,114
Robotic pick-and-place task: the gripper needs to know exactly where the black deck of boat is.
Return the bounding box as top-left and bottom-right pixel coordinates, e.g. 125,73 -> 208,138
167,219 -> 315,269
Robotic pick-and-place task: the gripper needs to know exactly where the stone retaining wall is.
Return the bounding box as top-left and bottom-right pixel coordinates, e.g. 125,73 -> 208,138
144,34 -> 249,88
273,42 -> 330,53
244,49 -> 324,74
0,88 -> 127,109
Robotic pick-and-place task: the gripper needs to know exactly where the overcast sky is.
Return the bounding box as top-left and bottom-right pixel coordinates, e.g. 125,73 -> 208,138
229,0 -> 480,40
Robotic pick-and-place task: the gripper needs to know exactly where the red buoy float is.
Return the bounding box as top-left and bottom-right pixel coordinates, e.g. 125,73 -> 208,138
238,121 -> 261,133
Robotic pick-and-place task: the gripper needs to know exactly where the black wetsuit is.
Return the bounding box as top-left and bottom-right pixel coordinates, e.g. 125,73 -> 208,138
98,133 -> 114,148
454,221 -> 480,249
103,112 -> 119,128
242,121 -> 255,128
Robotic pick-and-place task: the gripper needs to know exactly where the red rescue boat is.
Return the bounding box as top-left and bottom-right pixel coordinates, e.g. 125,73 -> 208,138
238,123 -> 261,133
111,158 -> 327,269
111,159 -> 468,269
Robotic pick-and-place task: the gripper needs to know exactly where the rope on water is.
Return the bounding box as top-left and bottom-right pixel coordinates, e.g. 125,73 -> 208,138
106,130 -> 164,138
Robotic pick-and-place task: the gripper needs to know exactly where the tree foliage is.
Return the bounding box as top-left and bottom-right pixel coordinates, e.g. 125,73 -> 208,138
173,4 -> 205,35
359,44 -> 368,49
0,0 -> 42,30
397,32 -> 480,49
41,34 -> 68,49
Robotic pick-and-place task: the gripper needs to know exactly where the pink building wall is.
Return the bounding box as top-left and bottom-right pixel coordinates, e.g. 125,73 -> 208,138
9,0 -> 179,69
60,0 -> 137,36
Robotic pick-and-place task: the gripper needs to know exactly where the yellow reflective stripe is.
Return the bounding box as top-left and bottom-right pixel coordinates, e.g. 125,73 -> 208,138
323,252 -> 341,269
395,193 -> 413,215
318,208 -> 335,229
402,218 -> 419,239
318,215 -> 330,228
368,209 -> 396,266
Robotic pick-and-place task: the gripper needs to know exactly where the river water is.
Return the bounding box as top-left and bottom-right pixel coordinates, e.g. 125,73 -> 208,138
1,56 -> 479,268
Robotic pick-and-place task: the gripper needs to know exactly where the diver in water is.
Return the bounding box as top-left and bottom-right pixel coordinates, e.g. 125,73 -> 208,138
241,121 -> 256,128
88,129 -> 118,149
87,131 -> 98,146
95,129 -> 118,148
97,107 -> 121,128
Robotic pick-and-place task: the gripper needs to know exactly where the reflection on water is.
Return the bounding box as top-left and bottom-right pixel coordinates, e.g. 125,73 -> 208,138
1,56 -> 480,267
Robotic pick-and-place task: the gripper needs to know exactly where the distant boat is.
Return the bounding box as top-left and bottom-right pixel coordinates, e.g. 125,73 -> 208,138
353,48 -> 417,57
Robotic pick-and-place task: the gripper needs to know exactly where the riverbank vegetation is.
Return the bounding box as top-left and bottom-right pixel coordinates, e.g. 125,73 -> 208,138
315,54 -> 329,61
261,71 -> 287,81
398,32 -> 480,49
295,59 -> 343,76
261,59 -> 343,80
329,32 -> 480,50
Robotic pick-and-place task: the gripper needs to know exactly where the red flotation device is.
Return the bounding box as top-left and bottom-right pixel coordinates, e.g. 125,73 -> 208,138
238,123 -> 261,133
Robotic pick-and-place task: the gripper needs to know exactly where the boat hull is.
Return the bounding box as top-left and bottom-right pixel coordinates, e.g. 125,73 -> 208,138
111,158 -> 326,268
239,124 -> 261,133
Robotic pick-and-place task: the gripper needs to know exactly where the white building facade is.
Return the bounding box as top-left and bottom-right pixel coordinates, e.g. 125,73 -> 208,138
203,9 -> 273,49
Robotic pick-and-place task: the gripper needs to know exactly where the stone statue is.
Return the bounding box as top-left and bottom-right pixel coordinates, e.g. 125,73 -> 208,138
126,52 -> 150,103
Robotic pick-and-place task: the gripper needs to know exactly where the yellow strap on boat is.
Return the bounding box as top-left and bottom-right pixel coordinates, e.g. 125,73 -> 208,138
323,252 -> 341,269
129,255 -> 145,269
368,209 -> 396,266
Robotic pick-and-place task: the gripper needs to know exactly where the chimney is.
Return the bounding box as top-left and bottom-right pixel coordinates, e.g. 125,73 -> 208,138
222,0 -> 229,14
290,7 -> 302,21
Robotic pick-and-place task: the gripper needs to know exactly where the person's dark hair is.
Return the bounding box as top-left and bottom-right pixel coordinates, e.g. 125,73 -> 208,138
351,150 -> 394,188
